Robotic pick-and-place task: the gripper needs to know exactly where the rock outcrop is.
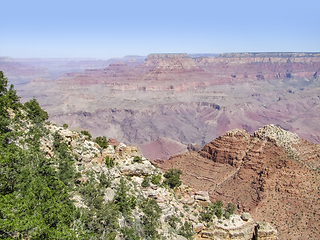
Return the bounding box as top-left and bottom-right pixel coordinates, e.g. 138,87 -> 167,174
153,125 -> 320,239
38,123 -> 279,239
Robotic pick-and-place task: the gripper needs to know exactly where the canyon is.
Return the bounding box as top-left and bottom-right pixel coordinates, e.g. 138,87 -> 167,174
1,52 -> 320,239
2,52 -> 320,160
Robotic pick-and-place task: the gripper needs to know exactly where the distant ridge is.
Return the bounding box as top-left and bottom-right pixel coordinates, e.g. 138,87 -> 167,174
0,57 -> 13,62
146,53 -> 189,60
219,52 -> 320,58
188,53 -> 220,58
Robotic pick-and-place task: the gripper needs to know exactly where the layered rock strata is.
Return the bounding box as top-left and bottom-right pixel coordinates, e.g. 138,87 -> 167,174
153,125 -> 320,239
8,52 -> 320,159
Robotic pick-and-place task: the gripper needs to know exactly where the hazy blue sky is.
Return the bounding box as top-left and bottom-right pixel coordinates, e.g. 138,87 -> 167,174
1,0 -> 319,59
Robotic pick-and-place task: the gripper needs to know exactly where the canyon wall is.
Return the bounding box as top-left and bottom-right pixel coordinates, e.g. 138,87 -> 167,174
4,52 -> 320,159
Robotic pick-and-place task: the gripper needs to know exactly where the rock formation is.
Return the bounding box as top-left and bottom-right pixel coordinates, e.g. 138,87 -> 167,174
4,52 -> 320,160
40,123 -> 278,239
153,125 -> 320,239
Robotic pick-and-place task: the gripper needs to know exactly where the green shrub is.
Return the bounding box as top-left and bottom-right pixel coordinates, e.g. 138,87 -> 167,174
200,200 -> 224,222
151,174 -> 162,185
216,200 -> 223,208
140,198 -> 161,240
74,172 -> 82,179
114,178 -> 136,215
224,203 -> 235,219
81,130 -> 92,140
163,169 -> 182,189
133,156 -> 143,163
93,196 -> 104,210
98,172 -> 111,188
52,131 -> 63,149
105,155 -> 115,168
167,215 -> 180,229
94,136 -> 109,149
121,227 -> 141,240
62,123 -> 68,128
178,221 -> 194,239
141,176 -> 150,188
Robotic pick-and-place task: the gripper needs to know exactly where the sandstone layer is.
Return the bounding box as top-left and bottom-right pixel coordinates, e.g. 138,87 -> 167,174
152,125 -> 320,239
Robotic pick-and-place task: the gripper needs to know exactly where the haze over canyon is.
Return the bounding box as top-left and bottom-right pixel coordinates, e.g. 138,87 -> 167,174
1,52 -> 320,160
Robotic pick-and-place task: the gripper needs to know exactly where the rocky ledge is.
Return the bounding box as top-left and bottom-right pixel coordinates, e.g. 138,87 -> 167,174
40,123 -> 278,239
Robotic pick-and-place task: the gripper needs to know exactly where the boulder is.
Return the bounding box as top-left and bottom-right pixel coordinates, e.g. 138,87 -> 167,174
144,189 -> 157,198
198,200 -> 210,207
118,216 -> 125,228
121,162 -> 154,176
241,212 -> 251,221
104,188 -> 115,202
195,191 -> 210,201
255,222 -> 278,239
188,214 -> 198,222
180,196 -> 195,205
193,223 -> 205,233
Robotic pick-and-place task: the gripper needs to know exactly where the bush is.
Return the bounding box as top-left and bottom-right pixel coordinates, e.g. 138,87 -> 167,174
98,172 -> 111,188
81,130 -> 92,140
140,198 -> 161,240
121,227 -> 141,240
93,196 -> 104,210
151,174 -> 162,185
133,156 -> 143,163
52,131 -> 62,149
74,172 -> 82,179
178,221 -> 194,239
167,215 -> 180,229
163,169 -> 182,189
114,178 -> 136,215
200,200 -> 224,222
94,136 -> 108,149
224,203 -> 235,219
105,155 -> 115,168
62,123 -> 68,128
141,176 -> 150,188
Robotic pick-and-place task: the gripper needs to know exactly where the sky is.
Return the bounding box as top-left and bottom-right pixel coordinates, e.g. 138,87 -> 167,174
1,0 -> 319,59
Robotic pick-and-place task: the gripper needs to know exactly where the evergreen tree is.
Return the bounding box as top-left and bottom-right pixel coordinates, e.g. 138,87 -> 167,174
94,136 -> 108,149
24,97 -> 48,123
0,72 -> 76,238
163,168 -> 182,188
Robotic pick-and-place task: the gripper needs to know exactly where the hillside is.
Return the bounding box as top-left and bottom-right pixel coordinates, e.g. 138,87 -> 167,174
153,125 -> 320,239
0,71 -> 278,239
